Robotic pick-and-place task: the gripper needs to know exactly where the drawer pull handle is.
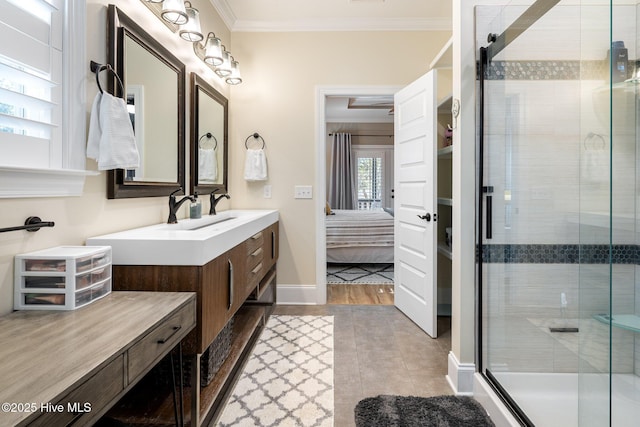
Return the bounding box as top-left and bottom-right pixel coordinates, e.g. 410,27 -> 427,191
157,325 -> 182,344
251,263 -> 263,275
228,260 -> 234,310
251,248 -> 263,257
251,232 -> 262,240
272,230 -> 276,259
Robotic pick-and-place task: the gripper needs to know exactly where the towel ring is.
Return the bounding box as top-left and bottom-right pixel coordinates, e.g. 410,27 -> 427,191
90,60 -> 125,96
245,133 -> 265,150
198,132 -> 218,150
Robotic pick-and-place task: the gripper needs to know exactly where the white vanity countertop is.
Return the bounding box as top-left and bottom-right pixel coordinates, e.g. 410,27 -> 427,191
86,209 -> 279,266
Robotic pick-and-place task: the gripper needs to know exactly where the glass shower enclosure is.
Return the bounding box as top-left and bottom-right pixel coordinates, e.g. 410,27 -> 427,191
477,0 -> 640,425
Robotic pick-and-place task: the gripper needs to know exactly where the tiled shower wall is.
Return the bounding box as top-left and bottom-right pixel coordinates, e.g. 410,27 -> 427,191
477,4 -> 639,376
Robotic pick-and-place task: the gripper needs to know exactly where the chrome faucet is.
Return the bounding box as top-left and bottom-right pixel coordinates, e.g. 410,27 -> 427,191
209,189 -> 230,215
167,188 -> 195,224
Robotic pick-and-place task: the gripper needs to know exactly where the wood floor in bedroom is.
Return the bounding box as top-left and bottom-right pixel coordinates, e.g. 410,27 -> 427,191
327,284 -> 394,305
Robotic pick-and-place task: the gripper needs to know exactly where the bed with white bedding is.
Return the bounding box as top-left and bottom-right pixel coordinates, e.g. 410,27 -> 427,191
325,209 -> 394,263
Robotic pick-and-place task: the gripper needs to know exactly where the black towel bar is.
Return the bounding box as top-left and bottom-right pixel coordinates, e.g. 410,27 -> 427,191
0,217 -> 55,233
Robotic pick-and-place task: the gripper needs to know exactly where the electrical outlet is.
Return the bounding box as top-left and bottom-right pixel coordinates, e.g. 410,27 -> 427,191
263,185 -> 272,199
294,185 -> 313,199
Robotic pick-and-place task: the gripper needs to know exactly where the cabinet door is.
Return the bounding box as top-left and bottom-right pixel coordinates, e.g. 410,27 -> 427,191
266,222 -> 279,268
228,241 -> 248,315
201,254 -> 233,353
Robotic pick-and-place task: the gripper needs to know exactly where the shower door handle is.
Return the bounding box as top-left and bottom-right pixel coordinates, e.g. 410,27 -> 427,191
483,186 -> 493,239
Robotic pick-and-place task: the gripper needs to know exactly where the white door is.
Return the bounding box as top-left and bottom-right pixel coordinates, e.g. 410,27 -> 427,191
393,70 -> 438,338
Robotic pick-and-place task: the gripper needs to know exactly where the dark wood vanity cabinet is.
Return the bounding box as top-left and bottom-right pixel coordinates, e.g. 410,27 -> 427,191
110,220 -> 279,425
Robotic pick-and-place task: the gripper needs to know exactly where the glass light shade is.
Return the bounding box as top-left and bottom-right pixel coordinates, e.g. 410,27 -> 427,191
215,49 -> 232,78
161,0 -> 188,25
226,60 -> 242,85
203,33 -> 223,66
179,2 -> 203,42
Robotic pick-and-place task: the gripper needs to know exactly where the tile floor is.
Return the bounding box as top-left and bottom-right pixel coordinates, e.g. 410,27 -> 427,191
273,304 -> 453,427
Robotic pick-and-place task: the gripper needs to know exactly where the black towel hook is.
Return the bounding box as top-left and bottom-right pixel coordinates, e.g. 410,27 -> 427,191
244,132 -> 265,150
90,60 -> 125,97
198,132 -> 218,150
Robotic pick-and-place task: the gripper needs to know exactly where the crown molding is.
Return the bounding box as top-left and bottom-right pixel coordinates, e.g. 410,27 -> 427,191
211,0 -> 237,32
231,17 -> 451,32
209,1 -> 451,33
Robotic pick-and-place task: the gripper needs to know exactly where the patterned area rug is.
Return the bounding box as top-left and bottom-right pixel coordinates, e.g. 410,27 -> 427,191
326,263 -> 394,285
216,315 -> 334,427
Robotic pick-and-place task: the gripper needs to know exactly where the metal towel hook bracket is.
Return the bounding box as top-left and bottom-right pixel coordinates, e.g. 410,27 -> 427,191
198,132 -> 218,150
90,60 -> 125,97
244,132 -> 265,150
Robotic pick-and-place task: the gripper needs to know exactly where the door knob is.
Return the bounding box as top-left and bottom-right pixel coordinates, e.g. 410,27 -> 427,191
417,213 -> 431,221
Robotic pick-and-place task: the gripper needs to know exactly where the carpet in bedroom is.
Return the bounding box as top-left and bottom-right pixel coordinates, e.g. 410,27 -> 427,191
326,263 -> 394,285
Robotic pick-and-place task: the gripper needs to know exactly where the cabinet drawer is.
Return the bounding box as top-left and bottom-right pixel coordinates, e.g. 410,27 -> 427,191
246,231 -> 264,255
247,261 -> 264,290
247,247 -> 264,272
128,302 -> 195,382
30,355 -> 124,427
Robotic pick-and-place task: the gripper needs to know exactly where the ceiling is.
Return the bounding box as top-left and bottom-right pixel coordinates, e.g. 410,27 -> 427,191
209,1 -> 451,125
210,0 -> 452,32
326,96 -> 394,124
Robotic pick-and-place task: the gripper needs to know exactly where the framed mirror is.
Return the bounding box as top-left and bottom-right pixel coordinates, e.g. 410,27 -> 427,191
106,5 -> 186,199
190,73 -> 228,196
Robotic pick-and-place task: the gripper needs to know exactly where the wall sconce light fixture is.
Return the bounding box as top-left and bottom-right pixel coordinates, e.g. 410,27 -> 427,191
198,33 -> 224,66
214,48 -> 232,78
226,60 -> 242,85
161,0 -> 188,25
141,0 -> 242,84
179,2 -> 203,42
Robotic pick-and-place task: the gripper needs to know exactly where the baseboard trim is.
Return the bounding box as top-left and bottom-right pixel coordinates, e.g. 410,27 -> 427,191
473,374 -> 520,427
276,284 -> 318,305
446,351 -> 475,396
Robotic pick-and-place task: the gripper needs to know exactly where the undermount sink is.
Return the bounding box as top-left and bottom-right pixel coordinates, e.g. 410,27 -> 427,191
86,210 -> 278,266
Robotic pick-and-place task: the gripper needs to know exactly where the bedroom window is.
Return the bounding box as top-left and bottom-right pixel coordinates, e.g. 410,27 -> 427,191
353,146 -> 394,210
356,154 -> 383,210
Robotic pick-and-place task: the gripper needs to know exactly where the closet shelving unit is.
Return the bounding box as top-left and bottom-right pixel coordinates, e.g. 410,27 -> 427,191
432,37 -> 453,316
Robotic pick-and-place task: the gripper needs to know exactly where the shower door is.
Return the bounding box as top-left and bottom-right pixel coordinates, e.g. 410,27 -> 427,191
476,0 -> 640,426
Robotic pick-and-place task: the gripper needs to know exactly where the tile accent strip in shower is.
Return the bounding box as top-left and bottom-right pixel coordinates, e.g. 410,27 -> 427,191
480,60 -> 607,80
481,244 -> 639,264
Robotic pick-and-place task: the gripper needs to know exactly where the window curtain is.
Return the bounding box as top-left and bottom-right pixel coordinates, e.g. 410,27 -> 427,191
329,132 -> 357,209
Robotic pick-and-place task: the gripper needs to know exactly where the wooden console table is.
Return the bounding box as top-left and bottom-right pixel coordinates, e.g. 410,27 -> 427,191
0,291 -> 196,426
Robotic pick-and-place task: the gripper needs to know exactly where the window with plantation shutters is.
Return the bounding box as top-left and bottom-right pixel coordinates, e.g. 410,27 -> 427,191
0,0 -> 89,198
356,153 -> 383,210
354,146 -> 394,210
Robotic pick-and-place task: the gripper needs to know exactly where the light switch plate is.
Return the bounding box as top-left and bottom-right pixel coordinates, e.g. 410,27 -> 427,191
294,185 -> 313,199
263,185 -> 272,199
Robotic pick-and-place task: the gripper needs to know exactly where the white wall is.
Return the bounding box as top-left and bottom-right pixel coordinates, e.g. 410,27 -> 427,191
226,30 -> 451,291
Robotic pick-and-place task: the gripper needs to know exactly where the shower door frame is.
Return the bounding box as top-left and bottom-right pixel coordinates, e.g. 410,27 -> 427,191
475,1 -> 562,426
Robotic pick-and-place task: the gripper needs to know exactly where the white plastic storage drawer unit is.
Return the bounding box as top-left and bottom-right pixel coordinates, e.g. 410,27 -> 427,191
14,246 -> 112,310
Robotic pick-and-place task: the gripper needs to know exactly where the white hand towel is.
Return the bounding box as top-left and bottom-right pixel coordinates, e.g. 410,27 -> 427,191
86,92 -> 140,170
86,92 -> 102,161
199,147 -> 218,183
244,148 -> 268,181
